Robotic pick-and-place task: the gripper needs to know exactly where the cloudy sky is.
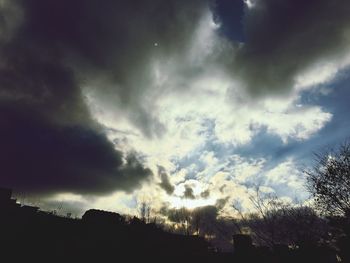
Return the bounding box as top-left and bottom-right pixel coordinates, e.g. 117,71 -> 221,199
1,0 -> 350,218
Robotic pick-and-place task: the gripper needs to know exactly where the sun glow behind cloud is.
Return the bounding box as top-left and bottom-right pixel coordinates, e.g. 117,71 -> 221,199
167,196 -> 216,210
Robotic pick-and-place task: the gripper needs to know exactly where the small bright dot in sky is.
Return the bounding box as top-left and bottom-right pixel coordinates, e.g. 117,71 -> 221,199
154,42 -> 158,47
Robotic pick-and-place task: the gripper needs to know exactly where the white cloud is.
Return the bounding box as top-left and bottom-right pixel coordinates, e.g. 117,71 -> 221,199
265,159 -> 305,191
200,151 -> 218,167
228,155 -> 265,183
295,55 -> 350,91
259,106 -> 332,143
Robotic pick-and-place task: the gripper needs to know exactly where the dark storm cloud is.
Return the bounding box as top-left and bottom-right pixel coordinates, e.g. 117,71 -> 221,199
158,166 -> 175,195
0,104 -> 152,195
183,185 -> 196,200
0,0 -> 169,195
6,0 -> 208,138
226,0 -> 350,96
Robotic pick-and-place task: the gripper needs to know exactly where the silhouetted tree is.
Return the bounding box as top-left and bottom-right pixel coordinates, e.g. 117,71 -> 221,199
274,206 -> 329,247
233,186 -> 329,247
232,186 -> 287,246
191,206 -> 218,237
138,201 -> 151,223
175,207 -> 192,235
192,209 -> 201,235
305,141 -> 350,217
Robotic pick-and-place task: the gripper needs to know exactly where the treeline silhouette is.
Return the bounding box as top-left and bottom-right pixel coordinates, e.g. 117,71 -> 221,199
1,186 -> 348,263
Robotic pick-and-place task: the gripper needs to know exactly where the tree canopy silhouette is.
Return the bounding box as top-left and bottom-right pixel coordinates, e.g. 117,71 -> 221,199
306,141 -> 350,217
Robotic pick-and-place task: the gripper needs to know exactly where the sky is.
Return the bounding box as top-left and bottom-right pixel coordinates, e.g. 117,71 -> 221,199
1,0 -> 350,218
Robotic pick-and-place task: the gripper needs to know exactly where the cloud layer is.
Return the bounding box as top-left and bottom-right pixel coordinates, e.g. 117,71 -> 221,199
0,0 -> 160,195
231,0 -> 350,96
1,0 -> 349,214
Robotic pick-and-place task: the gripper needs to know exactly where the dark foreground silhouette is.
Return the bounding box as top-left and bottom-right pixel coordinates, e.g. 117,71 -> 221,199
0,187 -> 343,263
